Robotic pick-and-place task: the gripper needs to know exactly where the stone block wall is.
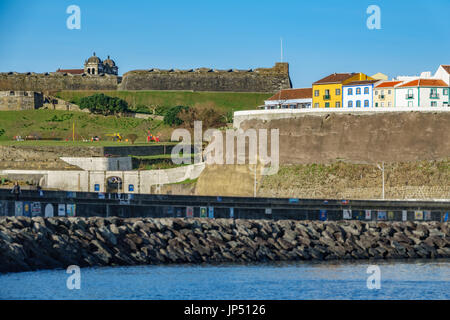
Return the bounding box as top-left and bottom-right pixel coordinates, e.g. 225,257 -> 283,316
0,91 -> 43,110
0,73 -> 119,92
118,63 -> 292,92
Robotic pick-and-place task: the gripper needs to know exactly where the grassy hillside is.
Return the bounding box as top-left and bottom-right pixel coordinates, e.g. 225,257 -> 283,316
194,160 -> 450,200
0,110 -> 172,144
54,90 -> 271,112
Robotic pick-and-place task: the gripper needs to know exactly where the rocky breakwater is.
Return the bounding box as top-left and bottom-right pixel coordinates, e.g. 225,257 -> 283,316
0,217 -> 449,273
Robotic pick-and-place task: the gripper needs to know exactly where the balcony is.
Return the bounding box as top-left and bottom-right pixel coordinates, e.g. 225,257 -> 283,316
430,93 -> 439,99
405,94 -> 414,99
323,95 -> 331,100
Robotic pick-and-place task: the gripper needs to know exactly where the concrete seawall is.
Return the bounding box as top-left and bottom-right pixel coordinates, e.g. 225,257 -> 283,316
0,217 -> 448,273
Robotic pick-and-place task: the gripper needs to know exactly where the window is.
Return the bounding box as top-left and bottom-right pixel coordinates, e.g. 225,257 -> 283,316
348,88 -> 353,95
406,89 -> 414,99
408,101 -> 413,107
444,88 -> 449,95
431,101 -> 437,107
314,90 -> 319,97
388,102 -> 392,107
335,89 -> 341,95
356,88 -> 361,95
381,90 -> 384,95
388,90 -> 391,95
364,100 -> 369,107
375,102 -> 378,107
314,103 -> 319,108
348,101 -> 353,108
336,101 -> 340,108
128,184 -> 134,192
364,87 -> 369,94
375,90 -> 378,95
325,89 -> 330,95
9,91 -> 14,96
381,102 -> 384,107
356,100 -> 361,107
325,102 -> 330,108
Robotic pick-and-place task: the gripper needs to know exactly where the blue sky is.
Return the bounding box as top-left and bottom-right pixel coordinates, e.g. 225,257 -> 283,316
0,0 -> 449,87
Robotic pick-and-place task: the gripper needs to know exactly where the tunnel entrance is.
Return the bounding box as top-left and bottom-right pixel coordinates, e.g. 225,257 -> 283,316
106,176 -> 122,193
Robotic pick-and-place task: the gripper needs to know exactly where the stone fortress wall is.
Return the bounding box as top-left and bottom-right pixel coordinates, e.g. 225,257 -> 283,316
118,62 -> 292,92
0,72 -> 120,92
0,91 -> 44,110
0,63 -> 291,93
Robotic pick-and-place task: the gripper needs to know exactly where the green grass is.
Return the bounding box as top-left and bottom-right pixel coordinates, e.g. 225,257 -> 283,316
54,90 -> 271,112
131,153 -> 196,160
0,109 -> 172,144
172,178 -> 198,185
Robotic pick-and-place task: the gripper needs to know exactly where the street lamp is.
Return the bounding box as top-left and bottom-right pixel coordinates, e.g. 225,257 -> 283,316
376,162 -> 385,200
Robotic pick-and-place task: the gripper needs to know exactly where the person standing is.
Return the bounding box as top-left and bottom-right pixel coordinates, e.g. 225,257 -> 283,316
11,182 -> 21,200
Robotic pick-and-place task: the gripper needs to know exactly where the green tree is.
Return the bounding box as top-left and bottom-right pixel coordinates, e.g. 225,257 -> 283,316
79,93 -> 129,115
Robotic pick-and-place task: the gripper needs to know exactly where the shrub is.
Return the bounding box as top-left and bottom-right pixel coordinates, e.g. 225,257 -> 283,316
127,134 -> 138,144
79,93 -> 129,115
163,105 -> 190,127
0,128 -> 5,137
178,106 -> 227,129
132,104 -> 153,114
155,105 -> 171,116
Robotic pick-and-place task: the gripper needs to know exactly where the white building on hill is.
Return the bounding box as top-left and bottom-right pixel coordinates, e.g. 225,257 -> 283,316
262,88 -> 312,109
395,79 -> 449,107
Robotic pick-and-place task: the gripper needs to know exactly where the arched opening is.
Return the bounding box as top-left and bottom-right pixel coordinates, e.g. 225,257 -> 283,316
106,176 -> 122,193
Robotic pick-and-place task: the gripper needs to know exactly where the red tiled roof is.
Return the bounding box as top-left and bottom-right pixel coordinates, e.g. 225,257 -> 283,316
375,81 -> 403,88
397,79 -> 448,88
441,65 -> 450,74
56,69 -> 84,74
313,73 -> 356,85
343,80 -> 378,86
267,88 -> 312,101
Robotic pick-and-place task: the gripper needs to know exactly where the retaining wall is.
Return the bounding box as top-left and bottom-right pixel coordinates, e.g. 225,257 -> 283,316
60,157 -> 132,171
0,162 -> 205,193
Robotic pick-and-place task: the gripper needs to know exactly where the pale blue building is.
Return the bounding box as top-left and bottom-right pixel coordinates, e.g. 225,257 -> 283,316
342,80 -> 378,108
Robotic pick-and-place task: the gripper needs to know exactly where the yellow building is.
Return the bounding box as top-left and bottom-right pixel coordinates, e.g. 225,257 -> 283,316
371,72 -> 388,81
373,81 -> 402,107
312,73 -> 374,108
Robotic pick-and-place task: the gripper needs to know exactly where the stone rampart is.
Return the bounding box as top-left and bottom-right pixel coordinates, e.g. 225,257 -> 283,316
118,63 -> 292,92
0,73 -> 119,91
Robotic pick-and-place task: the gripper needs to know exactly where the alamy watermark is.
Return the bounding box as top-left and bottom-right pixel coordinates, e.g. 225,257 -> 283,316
66,265 -> 81,290
171,121 -> 280,175
366,265 -> 381,289
66,5 -> 81,30
366,5 -> 381,30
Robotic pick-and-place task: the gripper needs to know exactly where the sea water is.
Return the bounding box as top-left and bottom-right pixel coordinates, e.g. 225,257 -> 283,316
0,260 -> 449,300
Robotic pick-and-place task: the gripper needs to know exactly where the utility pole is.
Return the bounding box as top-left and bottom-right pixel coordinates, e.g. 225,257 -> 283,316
254,163 -> 257,197
377,162 -> 385,200
280,37 -> 283,63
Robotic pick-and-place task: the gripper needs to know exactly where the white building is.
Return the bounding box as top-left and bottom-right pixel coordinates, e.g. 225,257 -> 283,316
434,65 -> 450,86
342,80 -> 378,108
395,79 -> 449,107
395,71 -> 433,82
263,88 -> 312,109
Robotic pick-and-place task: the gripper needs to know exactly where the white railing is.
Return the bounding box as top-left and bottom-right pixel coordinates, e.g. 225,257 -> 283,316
233,106 -> 450,128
